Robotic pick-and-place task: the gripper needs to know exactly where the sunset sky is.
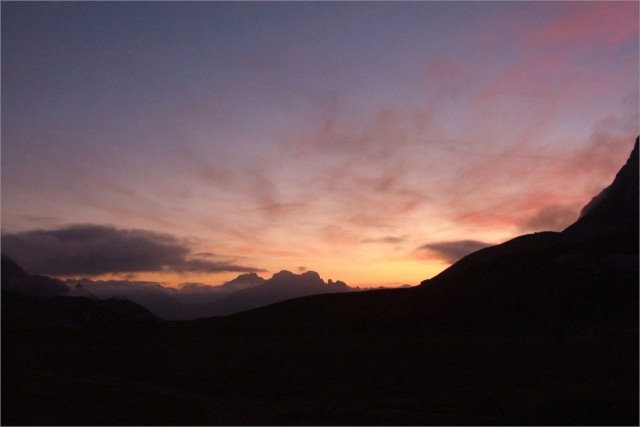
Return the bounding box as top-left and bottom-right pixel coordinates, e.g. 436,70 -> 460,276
2,1 -> 638,287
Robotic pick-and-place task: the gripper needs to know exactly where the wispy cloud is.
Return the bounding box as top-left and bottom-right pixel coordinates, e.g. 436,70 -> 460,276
362,236 -> 407,244
531,2 -> 638,45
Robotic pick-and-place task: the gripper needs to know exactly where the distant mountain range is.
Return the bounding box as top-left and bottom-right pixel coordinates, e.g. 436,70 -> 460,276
2,137 -> 637,425
1,256 -> 363,319
69,269 -> 355,319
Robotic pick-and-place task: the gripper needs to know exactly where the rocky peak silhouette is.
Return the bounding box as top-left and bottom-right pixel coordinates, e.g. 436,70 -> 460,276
566,136 -> 639,236
225,272 -> 265,285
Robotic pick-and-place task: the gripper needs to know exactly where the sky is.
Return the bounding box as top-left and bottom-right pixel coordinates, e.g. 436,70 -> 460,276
2,1 -> 638,287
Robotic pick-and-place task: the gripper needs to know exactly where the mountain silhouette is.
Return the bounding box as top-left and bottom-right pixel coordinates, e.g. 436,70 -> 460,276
179,272 -> 266,296
73,278 -> 191,320
67,271 -> 349,319
564,136 -> 639,248
202,270 -> 353,316
1,254 -> 70,297
2,289 -> 158,331
67,283 -> 97,299
2,254 -> 158,329
2,137 -> 637,425
216,272 -> 266,291
408,137 -> 639,336
168,272 -> 267,315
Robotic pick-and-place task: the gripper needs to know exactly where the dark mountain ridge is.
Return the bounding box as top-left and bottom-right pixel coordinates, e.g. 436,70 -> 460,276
2,289 -> 158,330
564,136 -> 639,250
1,254 -> 70,297
1,254 -> 159,330
409,137 -> 639,336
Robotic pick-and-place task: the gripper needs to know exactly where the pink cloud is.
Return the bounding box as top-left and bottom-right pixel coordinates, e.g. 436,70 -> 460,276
532,2 -> 638,45
480,52 -> 633,111
522,203 -> 580,232
466,2 -> 636,143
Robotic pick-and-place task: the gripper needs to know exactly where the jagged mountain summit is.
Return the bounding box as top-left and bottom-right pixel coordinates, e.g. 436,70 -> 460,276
564,136 -> 639,246
220,272 -> 266,288
203,270 -> 353,316
67,283 -> 96,298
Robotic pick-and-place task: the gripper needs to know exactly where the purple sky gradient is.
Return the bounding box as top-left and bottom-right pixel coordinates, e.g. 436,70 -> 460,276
2,2 -> 638,286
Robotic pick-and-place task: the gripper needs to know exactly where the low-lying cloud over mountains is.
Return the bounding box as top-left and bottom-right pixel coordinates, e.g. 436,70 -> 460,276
73,270 -> 355,319
1,223 -> 408,320
1,253 -> 358,320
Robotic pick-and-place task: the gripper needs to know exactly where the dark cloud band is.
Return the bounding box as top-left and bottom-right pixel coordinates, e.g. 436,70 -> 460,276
1,224 -> 264,276
418,239 -> 491,263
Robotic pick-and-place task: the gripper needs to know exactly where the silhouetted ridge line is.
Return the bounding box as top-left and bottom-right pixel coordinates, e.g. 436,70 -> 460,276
421,136 -> 639,286
1,255 -> 159,330
1,254 -> 70,297
564,136 -> 639,247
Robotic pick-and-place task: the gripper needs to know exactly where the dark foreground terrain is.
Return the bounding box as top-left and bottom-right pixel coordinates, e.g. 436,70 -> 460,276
2,139 -> 638,425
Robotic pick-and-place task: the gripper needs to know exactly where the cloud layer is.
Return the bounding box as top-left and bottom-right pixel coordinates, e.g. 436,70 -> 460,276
2,224 -> 263,276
